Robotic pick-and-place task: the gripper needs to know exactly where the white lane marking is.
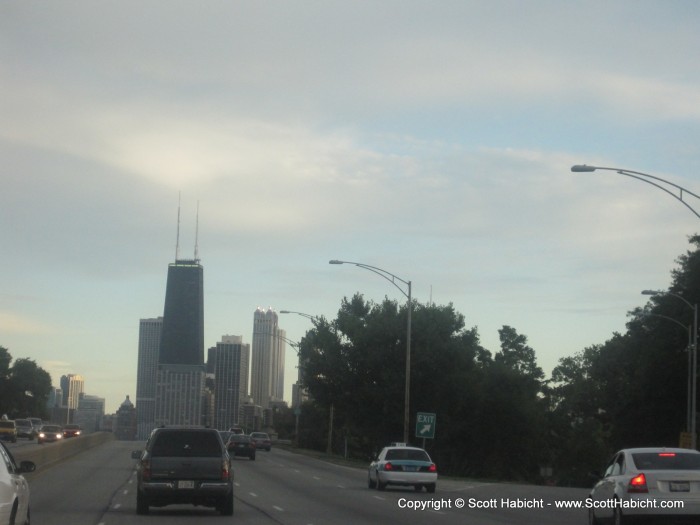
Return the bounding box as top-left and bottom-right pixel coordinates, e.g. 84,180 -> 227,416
122,490 -> 128,495
113,503 -> 121,509
273,505 -> 284,512
249,492 -> 258,497
337,484 -> 345,489
313,476 -> 321,480
373,495 -> 386,501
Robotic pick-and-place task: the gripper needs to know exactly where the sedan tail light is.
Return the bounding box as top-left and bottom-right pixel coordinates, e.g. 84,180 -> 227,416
429,463 -> 437,473
628,473 -> 648,493
384,462 -> 394,471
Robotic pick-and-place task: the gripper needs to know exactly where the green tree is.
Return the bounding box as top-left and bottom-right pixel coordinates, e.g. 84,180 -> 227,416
0,348 -> 52,419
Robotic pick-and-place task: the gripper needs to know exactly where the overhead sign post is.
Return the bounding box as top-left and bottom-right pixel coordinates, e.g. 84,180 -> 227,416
415,412 -> 436,440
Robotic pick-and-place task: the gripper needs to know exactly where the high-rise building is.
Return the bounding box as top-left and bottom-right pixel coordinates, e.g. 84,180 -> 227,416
60,374 -> 84,409
159,261 -> 204,365
211,335 -> 250,430
136,317 -> 162,439
154,258 -> 206,427
250,308 -> 286,408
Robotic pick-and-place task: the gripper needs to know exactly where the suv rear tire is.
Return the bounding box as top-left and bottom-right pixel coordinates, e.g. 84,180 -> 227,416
136,491 -> 149,515
218,493 -> 234,516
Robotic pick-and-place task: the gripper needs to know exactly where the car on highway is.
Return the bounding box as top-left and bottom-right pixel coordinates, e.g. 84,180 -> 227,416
27,418 -> 42,433
0,440 -> 36,525
14,419 -> 36,440
62,424 -> 82,438
227,434 -> 256,460
133,426 -> 233,515
588,447 -> 700,524
0,421 -> 17,443
250,432 -> 271,451
368,443 -> 437,493
37,424 -> 63,444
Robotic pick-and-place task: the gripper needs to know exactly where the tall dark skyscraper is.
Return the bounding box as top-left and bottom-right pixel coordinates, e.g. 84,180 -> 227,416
154,256 -> 206,427
159,260 -> 204,365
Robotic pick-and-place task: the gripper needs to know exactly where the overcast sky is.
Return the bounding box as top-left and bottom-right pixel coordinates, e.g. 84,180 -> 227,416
2,1 -> 700,412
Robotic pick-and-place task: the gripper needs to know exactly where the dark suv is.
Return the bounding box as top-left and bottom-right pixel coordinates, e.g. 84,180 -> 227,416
133,427 -> 233,515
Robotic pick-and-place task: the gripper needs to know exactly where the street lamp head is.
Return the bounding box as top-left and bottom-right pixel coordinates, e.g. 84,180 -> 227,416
279,310 -> 290,314
641,289 -> 663,296
571,164 -> 597,172
328,260 -> 344,265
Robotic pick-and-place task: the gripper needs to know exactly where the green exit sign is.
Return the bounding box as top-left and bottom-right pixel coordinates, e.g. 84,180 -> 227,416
415,412 -> 436,439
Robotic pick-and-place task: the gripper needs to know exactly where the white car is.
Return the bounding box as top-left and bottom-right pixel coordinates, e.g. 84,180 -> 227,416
368,444 -> 437,493
0,441 -> 35,525
588,447 -> 700,524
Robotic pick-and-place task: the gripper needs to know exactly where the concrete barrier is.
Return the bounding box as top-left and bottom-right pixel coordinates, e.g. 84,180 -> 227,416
12,432 -> 115,470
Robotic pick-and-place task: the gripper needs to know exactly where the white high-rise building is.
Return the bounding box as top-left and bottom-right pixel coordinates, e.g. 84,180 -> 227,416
60,374 -> 84,410
250,308 -> 286,408
136,317 -> 162,439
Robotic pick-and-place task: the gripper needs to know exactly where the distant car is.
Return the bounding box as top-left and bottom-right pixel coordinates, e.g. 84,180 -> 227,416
0,441 -> 35,525
368,444 -> 437,493
133,426 -> 233,515
37,424 -> 63,444
14,419 -> 36,440
588,447 -> 700,524
28,418 -> 42,433
227,434 -> 256,460
63,424 -> 82,438
229,426 -> 244,435
0,421 -> 17,443
250,432 -> 271,451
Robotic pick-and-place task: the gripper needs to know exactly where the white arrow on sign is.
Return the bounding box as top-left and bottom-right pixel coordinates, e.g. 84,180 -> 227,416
419,424 -> 432,435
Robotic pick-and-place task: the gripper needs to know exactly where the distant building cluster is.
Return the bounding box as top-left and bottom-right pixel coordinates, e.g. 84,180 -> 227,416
132,250 -> 292,441
46,373 -> 107,434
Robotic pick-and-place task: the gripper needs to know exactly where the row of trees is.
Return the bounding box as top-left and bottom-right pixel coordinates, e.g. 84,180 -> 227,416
0,346 -> 52,420
292,235 -> 700,486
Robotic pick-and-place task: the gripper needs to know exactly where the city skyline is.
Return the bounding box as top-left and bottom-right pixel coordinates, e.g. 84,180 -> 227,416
3,2 -> 700,413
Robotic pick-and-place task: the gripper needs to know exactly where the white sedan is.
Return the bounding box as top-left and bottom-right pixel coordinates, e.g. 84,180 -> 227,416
0,441 -> 35,525
588,447 -> 700,524
368,444 -> 437,493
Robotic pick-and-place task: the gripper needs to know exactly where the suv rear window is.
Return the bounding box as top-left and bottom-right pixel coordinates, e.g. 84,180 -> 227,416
632,453 -> 700,470
151,430 -> 222,458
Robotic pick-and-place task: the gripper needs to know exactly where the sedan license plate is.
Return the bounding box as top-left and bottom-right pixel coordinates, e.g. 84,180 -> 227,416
670,481 -> 690,492
178,480 -> 195,489
403,466 -> 417,472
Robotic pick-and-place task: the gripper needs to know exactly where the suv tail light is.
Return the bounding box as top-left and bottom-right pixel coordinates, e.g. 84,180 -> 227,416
141,459 -> 151,481
628,473 -> 648,493
222,459 -> 231,481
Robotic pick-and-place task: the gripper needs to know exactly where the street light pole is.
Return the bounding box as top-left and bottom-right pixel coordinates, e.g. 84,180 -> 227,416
573,164 -> 700,449
329,259 -> 412,444
279,310 -> 318,448
571,165 -> 700,219
643,290 -> 698,449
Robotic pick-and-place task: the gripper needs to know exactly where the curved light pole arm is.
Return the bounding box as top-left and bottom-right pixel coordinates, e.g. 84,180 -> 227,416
329,260 -> 411,299
572,165 -> 700,220
280,310 -> 318,321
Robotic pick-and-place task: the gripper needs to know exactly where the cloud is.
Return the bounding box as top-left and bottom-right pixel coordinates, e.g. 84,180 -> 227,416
0,312 -> 54,335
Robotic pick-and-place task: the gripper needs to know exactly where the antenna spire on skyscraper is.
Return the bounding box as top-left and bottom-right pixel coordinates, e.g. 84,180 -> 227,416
194,200 -> 200,262
175,192 -> 181,262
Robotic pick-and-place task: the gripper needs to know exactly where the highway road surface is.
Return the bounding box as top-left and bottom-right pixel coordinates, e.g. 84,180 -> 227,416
16,439 -> 590,524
